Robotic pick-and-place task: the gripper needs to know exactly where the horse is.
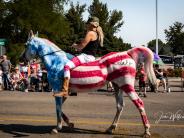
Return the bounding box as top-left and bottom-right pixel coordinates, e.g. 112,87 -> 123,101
20,32 -> 157,137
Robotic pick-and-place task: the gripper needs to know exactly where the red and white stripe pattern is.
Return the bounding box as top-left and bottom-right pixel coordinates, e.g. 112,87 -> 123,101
70,51 -> 136,90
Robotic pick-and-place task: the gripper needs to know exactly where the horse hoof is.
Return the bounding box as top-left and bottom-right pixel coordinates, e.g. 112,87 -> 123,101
106,125 -> 116,134
106,128 -> 116,134
51,125 -> 62,134
105,129 -> 113,134
68,123 -> 74,128
51,128 -> 58,134
143,132 -> 151,138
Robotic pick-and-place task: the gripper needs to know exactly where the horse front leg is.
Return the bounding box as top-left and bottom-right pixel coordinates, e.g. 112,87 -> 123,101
62,97 -> 74,128
106,84 -> 124,134
52,96 -> 74,134
51,96 -> 63,134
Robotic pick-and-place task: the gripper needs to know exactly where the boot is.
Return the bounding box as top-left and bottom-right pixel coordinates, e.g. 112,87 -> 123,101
54,77 -> 70,97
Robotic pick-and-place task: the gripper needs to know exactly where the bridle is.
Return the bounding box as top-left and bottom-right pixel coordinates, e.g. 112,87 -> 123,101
39,50 -> 63,59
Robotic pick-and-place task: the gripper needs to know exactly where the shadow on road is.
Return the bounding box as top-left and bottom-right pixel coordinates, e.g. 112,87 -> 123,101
0,124 -> 142,137
0,124 -> 54,137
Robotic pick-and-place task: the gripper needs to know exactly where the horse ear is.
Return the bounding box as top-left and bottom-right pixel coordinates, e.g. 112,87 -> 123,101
35,31 -> 39,37
28,30 -> 34,39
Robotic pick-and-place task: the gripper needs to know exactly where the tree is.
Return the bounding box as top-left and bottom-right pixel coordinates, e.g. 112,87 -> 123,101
0,0 -> 5,28
147,39 -> 171,55
63,2 -> 86,53
0,0 -> 69,63
165,22 -> 184,55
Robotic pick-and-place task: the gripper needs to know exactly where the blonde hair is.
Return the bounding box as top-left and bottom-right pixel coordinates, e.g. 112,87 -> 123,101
90,22 -> 104,47
96,25 -> 104,47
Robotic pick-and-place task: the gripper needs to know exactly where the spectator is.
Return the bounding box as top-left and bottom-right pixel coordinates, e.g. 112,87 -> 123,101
136,63 -> 147,97
154,64 -> 167,92
41,65 -> 51,92
0,66 -> 3,91
37,67 -> 42,82
19,62 -> 29,79
11,66 -> 29,92
37,67 -> 43,91
0,55 -> 13,90
29,66 -> 39,91
31,59 -> 40,73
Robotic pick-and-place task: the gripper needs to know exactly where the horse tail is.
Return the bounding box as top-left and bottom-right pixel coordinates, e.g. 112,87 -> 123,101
127,46 -> 157,86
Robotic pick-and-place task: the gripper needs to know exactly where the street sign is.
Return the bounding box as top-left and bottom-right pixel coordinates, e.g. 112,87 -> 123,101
0,39 -> 7,46
0,39 -> 7,56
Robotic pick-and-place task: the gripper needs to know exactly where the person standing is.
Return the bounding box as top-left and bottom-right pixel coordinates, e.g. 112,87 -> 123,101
0,55 -> 12,90
0,66 -> 3,91
137,63 -> 147,97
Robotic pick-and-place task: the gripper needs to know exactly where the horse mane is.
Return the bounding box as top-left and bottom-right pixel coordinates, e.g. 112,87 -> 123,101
33,37 -> 74,60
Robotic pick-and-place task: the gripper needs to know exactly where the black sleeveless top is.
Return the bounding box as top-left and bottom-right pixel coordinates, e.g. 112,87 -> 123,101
81,32 -> 100,56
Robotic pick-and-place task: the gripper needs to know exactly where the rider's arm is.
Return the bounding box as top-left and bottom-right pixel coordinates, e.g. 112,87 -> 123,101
72,31 -> 94,51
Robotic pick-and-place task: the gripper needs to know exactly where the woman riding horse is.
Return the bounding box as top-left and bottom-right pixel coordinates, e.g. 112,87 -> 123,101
54,16 -> 104,97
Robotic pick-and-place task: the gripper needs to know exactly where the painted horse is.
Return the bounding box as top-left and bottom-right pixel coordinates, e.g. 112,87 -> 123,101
20,33 -> 157,137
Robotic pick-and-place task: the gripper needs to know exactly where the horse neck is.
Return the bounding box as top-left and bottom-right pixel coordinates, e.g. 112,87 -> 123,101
32,37 -> 74,71
38,45 -> 68,71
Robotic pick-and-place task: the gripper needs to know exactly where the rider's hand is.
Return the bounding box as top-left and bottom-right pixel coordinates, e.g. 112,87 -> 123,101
71,43 -> 81,51
71,43 -> 77,48
52,92 -> 55,97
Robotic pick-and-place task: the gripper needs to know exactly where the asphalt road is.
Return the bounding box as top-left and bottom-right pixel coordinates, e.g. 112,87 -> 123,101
0,90 -> 184,138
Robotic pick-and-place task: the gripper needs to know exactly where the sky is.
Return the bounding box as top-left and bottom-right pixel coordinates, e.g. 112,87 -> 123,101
69,0 -> 184,47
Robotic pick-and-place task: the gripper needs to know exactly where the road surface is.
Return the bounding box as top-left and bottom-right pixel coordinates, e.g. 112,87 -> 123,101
0,90 -> 184,138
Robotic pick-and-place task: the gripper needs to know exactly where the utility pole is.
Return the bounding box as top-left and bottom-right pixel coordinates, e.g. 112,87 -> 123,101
156,0 -> 158,55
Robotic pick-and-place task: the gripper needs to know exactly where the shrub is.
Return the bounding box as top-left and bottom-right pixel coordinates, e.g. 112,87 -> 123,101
166,68 -> 174,77
164,68 -> 183,77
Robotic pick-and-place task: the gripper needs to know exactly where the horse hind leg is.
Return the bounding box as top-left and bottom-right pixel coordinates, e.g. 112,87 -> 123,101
121,84 -> 151,137
106,83 -> 124,134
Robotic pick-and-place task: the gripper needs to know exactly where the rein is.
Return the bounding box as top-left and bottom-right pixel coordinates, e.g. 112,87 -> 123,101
39,50 -> 63,58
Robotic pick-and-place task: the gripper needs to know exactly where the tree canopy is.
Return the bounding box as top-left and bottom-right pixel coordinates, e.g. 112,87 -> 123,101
147,39 -> 172,55
164,21 -> 184,55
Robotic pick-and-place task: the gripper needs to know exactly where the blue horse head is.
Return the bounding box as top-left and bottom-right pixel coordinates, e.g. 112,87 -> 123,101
23,35 -> 74,91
